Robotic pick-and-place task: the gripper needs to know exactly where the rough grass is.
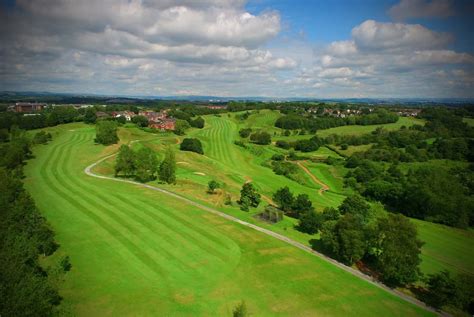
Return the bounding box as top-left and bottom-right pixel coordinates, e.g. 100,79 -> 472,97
23,123 -> 433,316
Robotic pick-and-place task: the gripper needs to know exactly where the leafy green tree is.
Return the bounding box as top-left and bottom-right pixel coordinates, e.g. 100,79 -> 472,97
297,210 -> 322,234
131,115 -> 149,127
115,145 -> 136,176
159,148 -> 176,184
174,119 -> 191,135
292,194 -> 313,216
424,270 -> 457,309
272,186 -> 294,213
84,108 -> 97,124
135,147 -> 158,182
95,120 -> 118,145
239,128 -> 252,138
32,131 -> 52,144
233,300 -> 248,317
239,182 -> 261,210
190,116 -> 205,128
372,213 -> 422,286
249,131 -> 271,145
180,138 -> 204,154
339,195 -> 371,223
208,180 -> 220,194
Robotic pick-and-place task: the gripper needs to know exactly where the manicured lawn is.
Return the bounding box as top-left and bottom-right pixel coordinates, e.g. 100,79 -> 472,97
414,219 -> 474,277
24,123 -> 432,316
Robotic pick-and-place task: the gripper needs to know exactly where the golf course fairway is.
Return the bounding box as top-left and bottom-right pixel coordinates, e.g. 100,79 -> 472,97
24,123 -> 433,316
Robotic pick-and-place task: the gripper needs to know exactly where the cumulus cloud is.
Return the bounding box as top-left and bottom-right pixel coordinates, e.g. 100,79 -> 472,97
0,0 -> 299,96
352,20 -> 452,51
389,0 -> 455,21
288,19 -> 474,98
0,1 -> 472,98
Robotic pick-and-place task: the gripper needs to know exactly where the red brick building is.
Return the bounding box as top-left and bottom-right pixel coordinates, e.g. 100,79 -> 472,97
13,102 -> 46,113
149,118 -> 176,131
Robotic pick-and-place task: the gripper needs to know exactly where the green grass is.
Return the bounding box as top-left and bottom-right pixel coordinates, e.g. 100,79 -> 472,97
23,123 -> 433,316
463,117 -> 474,127
414,219 -> 474,277
316,117 -> 425,138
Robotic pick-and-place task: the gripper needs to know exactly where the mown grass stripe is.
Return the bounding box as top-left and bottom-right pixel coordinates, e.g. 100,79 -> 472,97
40,132 -> 171,279
111,194 -> 233,263
57,134 -> 196,275
72,136 -> 233,267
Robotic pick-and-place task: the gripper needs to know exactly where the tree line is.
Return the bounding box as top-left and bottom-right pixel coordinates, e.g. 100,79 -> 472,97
0,128 -> 66,316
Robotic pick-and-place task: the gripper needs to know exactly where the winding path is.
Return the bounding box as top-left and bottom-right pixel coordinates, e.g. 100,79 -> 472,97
296,160 -> 330,195
85,153 -> 443,316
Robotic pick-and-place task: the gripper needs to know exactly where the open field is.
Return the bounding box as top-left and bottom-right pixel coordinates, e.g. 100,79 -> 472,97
317,117 -> 425,137
414,219 -> 474,277
23,123 -> 433,316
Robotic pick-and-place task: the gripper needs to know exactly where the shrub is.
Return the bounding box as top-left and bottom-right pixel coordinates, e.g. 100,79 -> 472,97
239,128 -> 252,138
180,138 -> 204,154
249,131 -> 271,145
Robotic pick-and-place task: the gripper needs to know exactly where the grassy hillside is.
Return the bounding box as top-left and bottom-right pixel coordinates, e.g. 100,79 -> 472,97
23,123 -> 432,316
414,219 -> 474,276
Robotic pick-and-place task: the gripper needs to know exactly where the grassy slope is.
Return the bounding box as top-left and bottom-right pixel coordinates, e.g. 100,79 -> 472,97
125,111 -> 471,280
414,219 -> 474,276
23,123 -> 431,316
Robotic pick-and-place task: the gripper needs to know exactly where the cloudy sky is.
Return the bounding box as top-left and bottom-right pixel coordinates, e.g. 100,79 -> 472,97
0,0 -> 473,98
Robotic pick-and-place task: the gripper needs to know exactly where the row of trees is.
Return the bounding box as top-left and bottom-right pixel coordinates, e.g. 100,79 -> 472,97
294,195 -> 424,287
115,145 -> 176,184
345,159 -> 473,228
275,109 -> 398,131
0,129 -> 65,316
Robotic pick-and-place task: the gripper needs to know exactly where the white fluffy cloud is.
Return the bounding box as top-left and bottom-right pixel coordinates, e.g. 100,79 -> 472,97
352,20 -> 452,51
389,0 -> 455,21
0,1 -> 472,98
289,19 -> 474,98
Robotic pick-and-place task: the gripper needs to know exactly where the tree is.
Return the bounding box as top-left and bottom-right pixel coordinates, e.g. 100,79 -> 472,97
180,138 -> 204,154
131,115 -> 149,127
190,116 -> 205,128
292,194 -> 313,217
339,195 -> 371,223
233,301 -> 248,317
424,270 -> 457,309
115,145 -> 136,176
239,128 -> 252,138
174,119 -> 191,135
372,213 -> 422,286
249,131 -> 271,145
32,131 -> 52,144
239,182 -> 261,210
135,147 -> 158,182
95,120 -> 118,145
297,210 -> 322,234
159,148 -> 176,184
208,180 -> 220,194
272,186 -> 294,213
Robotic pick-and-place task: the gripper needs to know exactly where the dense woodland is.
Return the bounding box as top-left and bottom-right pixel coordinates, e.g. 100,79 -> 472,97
0,129 -> 65,316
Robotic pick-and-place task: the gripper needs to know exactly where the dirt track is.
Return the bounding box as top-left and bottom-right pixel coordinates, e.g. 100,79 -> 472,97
296,161 -> 330,195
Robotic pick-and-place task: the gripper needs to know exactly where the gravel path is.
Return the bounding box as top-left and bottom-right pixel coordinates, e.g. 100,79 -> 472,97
85,152 -> 443,316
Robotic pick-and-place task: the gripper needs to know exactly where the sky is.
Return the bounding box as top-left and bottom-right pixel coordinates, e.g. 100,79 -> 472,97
0,0 -> 473,98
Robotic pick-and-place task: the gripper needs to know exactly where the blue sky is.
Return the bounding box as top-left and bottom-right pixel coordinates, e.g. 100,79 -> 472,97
0,0 -> 473,98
